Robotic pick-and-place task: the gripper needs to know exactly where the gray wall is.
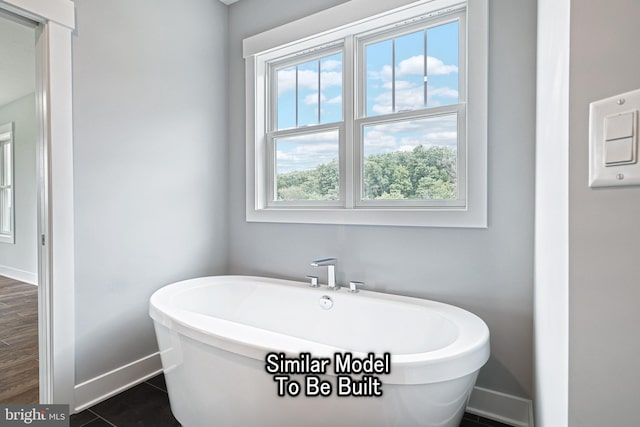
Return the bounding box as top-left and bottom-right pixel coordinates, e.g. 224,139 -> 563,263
569,0 -> 640,424
0,94 -> 37,278
228,0 -> 536,397
72,0 -> 229,383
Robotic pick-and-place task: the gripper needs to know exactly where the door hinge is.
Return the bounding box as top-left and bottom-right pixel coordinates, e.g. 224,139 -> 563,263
41,234 -> 45,246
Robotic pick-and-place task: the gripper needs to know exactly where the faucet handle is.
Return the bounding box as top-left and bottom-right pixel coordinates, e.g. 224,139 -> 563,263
306,275 -> 319,288
348,281 -> 364,293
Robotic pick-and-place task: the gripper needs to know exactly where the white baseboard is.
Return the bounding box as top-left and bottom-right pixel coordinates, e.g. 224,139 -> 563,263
74,352 -> 163,413
0,265 -> 37,285
467,386 -> 534,427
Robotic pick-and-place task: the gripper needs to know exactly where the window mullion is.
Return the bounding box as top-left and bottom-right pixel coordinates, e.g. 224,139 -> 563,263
391,38 -> 396,113
317,60 -> 321,124
295,66 -> 299,127
459,13 -> 467,102
423,29 -> 428,107
0,143 -> 4,187
266,134 -> 276,204
344,35 -> 355,208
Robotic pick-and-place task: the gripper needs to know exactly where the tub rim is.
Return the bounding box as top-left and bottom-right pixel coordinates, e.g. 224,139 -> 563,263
150,275 -> 490,384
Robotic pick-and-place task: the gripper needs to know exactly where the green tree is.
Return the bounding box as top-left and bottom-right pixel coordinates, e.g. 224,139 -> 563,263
276,146 -> 456,201
277,159 -> 339,201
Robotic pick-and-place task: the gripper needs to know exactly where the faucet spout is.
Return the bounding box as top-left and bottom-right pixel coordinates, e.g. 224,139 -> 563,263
310,257 -> 336,267
311,258 -> 338,290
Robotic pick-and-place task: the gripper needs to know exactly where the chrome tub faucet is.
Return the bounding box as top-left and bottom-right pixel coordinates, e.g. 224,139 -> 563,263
310,258 -> 338,290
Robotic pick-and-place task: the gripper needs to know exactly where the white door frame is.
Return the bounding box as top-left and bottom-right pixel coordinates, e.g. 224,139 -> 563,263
0,0 -> 75,409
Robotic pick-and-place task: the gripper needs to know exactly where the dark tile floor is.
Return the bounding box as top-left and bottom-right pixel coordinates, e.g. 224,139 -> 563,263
70,374 -> 514,427
461,412 -> 515,427
70,375 -> 179,427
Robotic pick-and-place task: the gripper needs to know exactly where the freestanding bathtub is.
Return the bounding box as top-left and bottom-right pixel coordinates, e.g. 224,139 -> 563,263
149,276 -> 490,427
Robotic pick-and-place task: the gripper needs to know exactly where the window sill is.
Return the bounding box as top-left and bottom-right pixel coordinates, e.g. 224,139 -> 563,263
246,206 -> 487,228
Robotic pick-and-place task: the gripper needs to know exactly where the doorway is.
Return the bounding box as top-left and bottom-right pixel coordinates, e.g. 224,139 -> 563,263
0,0 -> 75,408
0,9 -> 39,403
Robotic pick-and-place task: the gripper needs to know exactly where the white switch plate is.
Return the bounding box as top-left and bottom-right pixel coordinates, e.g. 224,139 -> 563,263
589,89 -> 640,187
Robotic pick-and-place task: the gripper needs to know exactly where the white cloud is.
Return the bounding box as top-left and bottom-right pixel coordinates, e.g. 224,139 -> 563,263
371,81 -> 425,114
277,67 -> 342,95
429,87 -> 458,98
371,82 -> 458,114
363,115 -> 457,156
396,55 -> 458,78
321,59 -> 342,71
426,131 -> 457,141
326,95 -> 342,105
427,56 -> 458,75
396,55 -> 458,76
276,132 -> 340,172
362,129 -> 398,152
303,93 -> 342,107
320,71 -> 342,88
396,56 -> 423,76
370,55 -> 457,83
304,92 -> 323,106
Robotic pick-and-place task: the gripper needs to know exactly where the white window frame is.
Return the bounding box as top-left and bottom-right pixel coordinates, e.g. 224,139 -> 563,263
0,122 -> 15,244
354,13 -> 466,209
266,45 -> 346,207
244,0 -> 488,227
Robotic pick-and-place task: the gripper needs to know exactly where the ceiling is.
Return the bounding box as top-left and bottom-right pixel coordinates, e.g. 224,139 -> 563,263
219,0 -> 240,4
0,13 -> 35,108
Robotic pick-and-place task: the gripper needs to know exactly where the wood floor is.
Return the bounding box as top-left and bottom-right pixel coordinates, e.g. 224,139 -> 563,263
0,275 -> 38,403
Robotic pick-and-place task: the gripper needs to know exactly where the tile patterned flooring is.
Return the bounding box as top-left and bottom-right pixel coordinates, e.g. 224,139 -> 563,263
70,375 -> 179,427
0,275 -> 39,404
71,374 -> 513,427
461,412 -> 515,427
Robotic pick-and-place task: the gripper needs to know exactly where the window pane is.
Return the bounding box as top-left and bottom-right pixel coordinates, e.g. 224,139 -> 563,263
395,31 -> 425,111
0,188 -> 11,234
320,54 -> 343,124
276,53 -> 343,130
297,59 -> 319,127
4,142 -> 9,185
365,21 -> 460,116
275,130 -> 339,201
277,66 -> 296,130
1,142 -> 10,186
365,39 -> 392,116
362,115 -> 457,200
427,21 -> 459,108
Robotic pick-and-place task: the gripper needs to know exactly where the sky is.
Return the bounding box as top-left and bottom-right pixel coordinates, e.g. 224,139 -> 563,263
275,20 -> 459,174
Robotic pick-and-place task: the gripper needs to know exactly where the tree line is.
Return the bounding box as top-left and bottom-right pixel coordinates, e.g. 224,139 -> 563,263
277,145 -> 456,201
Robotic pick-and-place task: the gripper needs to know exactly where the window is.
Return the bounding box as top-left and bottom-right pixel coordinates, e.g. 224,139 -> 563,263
245,0 -> 487,227
0,122 -> 14,244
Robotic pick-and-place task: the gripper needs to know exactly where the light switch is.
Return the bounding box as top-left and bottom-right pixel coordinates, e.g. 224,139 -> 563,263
605,112 -> 634,141
605,137 -> 634,165
589,89 -> 640,187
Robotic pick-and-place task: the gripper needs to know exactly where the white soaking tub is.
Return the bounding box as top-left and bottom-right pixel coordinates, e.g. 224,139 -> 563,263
149,275 -> 490,427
